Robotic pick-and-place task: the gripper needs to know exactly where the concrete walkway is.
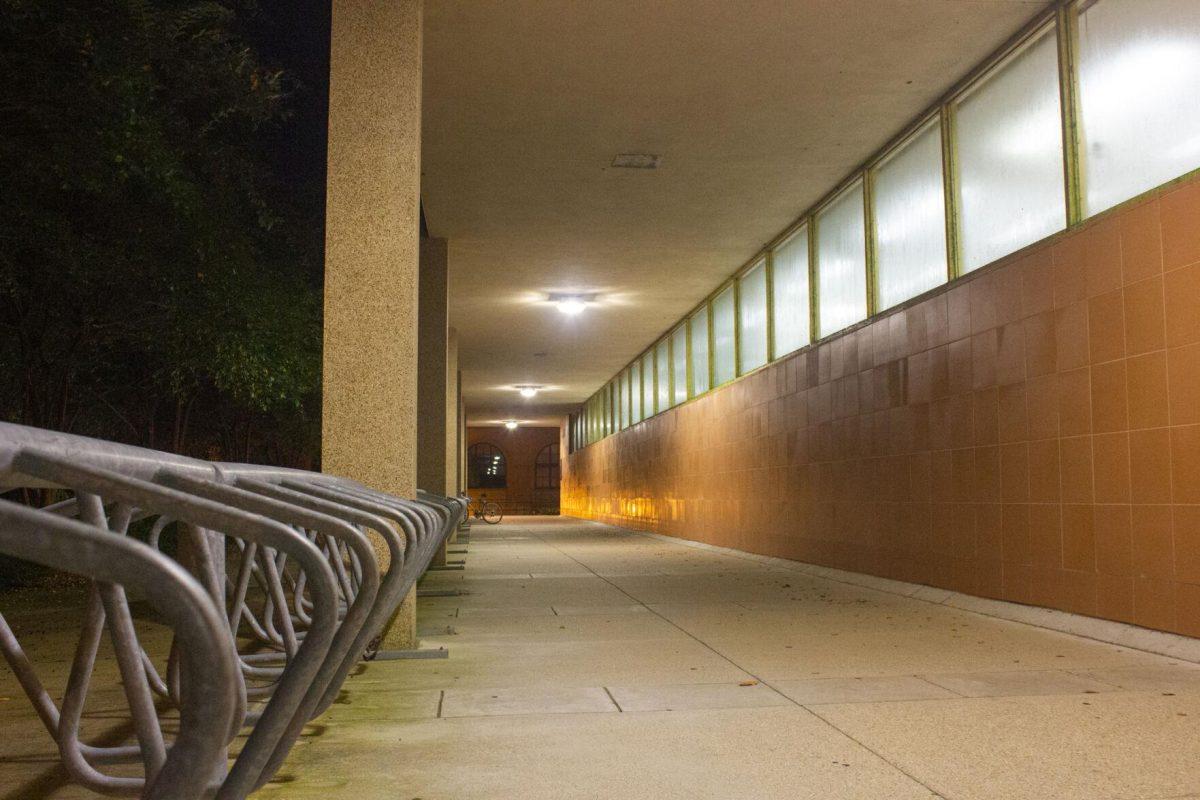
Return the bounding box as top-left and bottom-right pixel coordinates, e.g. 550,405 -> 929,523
2,516 -> 1200,799
257,516 -> 1200,800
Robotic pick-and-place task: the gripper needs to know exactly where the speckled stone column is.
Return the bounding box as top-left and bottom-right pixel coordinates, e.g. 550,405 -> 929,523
323,0 -> 422,648
446,327 -> 459,493
418,238 -> 450,566
446,328 -> 460,544
417,238 -> 450,495
458,385 -> 467,495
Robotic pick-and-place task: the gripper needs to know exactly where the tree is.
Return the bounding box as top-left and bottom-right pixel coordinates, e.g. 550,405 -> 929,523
0,0 -> 324,465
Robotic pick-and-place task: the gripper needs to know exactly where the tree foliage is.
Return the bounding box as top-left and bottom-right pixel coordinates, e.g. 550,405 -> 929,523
0,0 -> 323,465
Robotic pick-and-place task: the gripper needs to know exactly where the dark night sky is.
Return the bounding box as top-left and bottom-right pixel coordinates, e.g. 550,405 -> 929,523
240,1 -> 429,255
245,0 -> 332,250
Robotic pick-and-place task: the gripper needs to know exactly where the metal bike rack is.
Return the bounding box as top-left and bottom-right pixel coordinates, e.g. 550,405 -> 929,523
0,421 -> 465,799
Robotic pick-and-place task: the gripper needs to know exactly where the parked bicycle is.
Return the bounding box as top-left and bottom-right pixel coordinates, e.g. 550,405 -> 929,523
466,495 -> 503,524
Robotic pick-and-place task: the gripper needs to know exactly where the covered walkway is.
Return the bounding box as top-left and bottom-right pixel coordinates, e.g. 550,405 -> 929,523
258,517 -> 1200,800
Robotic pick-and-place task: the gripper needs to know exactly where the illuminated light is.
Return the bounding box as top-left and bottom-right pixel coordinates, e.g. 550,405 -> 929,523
505,420 -> 519,430
548,292 -> 597,315
519,386 -> 539,398
556,297 -> 587,315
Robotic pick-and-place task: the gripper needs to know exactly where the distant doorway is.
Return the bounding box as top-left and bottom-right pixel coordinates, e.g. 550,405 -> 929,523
532,443 -> 561,514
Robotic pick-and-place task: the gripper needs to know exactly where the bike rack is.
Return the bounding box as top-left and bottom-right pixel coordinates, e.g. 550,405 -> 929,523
0,421 -> 466,799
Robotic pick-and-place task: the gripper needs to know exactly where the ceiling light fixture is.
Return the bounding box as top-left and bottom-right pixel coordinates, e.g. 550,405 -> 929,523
518,386 -> 539,398
505,420 -> 519,430
556,297 -> 587,315
548,292 -> 597,315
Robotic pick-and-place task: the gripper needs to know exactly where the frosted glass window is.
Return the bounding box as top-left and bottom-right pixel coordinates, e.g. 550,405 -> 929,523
955,26 -> 1066,273
598,393 -> 605,438
641,353 -> 654,418
655,339 -> 670,412
617,371 -> 627,429
816,180 -> 868,338
630,360 -> 642,423
690,306 -> 710,396
609,382 -> 616,433
610,383 -> 617,433
671,325 -> 688,406
874,120 -> 948,309
598,389 -> 605,437
609,383 -> 616,432
738,260 -> 769,374
1078,0 -> 1200,215
712,286 -> 736,386
772,226 -> 810,356
602,385 -> 611,437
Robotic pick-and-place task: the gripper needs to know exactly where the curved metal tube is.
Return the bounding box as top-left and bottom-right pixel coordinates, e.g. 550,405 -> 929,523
0,420 -> 464,799
12,450 -> 339,800
0,498 -> 239,800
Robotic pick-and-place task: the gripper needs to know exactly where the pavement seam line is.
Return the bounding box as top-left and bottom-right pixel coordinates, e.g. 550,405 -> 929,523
602,686 -> 623,712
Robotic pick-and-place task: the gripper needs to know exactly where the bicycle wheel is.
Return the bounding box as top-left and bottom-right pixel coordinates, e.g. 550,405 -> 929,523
482,501 -> 503,524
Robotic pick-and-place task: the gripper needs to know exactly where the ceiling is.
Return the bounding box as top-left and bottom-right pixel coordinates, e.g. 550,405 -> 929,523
421,0 -> 1048,427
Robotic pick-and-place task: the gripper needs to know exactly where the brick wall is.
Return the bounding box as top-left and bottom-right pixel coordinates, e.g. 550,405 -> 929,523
563,174 -> 1200,638
468,426 -> 560,514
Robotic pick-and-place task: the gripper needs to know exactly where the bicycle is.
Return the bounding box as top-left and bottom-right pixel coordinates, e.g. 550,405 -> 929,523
466,496 -> 503,524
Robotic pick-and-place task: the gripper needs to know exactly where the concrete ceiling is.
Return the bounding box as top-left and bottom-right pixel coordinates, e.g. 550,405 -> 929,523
422,0 -> 1047,427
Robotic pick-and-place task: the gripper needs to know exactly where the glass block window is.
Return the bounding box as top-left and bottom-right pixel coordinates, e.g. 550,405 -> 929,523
630,359 -> 642,423
955,24 -> 1066,272
772,225 -> 811,357
641,352 -> 654,418
738,259 -> 769,374
712,285 -> 737,386
1078,0 -> 1200,215
690,305 -> 711,396
616,370 -> 627,429
816,179 -> 868,338
655,338 -> 670,412
671,325 -> 688,406
874,119 -> 948,309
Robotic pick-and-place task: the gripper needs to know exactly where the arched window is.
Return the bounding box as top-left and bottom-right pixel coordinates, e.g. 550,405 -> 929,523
467,442 -> 507,489
533,443 -> 560,489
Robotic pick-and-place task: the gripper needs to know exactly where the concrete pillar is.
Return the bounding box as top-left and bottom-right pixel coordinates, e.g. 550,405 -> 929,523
322,0 -> 422,648
459,384 -> 468,497
417,237 -> 450,495
418,238 -> 451,566
444,331 -> 456,544
446,327 -> 459,493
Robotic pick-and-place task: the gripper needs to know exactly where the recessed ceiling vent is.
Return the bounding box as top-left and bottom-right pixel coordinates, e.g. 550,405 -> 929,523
611,153 -> 660,169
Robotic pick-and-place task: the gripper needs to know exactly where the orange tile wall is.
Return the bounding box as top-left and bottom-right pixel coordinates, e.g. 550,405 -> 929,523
563,175 -> 1200,638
